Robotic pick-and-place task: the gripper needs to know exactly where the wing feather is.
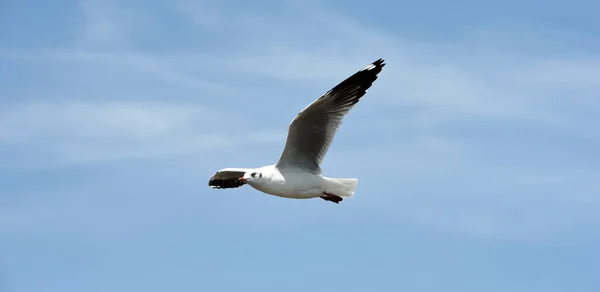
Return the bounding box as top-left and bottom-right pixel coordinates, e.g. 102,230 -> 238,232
275,58 -> 386,173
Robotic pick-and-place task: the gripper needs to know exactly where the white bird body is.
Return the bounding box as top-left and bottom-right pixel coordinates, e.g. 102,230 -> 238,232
242,165 -> 358,200
208,58 -> 385,204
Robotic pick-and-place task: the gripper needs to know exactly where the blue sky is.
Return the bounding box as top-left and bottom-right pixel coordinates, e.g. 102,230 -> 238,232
1,0 -> 600,291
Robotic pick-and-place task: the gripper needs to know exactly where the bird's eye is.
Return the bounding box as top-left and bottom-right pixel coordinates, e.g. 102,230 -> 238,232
251,172 -> 256,178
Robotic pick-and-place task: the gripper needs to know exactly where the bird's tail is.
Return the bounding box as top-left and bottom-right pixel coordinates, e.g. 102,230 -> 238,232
326,177 -> 359,198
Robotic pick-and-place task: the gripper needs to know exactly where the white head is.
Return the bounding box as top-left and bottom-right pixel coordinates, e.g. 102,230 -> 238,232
239,169 -> 263,183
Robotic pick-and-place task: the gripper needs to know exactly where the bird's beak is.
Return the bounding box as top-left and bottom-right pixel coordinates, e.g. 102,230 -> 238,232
239,177 -> 247,182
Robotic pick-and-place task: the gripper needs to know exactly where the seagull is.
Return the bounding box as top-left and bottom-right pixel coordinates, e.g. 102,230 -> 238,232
208,58 -> 386,203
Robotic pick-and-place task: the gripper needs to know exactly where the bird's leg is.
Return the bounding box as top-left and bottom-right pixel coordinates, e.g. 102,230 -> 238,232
320,192 -> 343,204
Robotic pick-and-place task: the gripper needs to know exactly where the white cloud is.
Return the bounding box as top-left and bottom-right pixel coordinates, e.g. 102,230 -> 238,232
0,101 -> 237,167
77,0 -> 149,47
0,49 -> 241,95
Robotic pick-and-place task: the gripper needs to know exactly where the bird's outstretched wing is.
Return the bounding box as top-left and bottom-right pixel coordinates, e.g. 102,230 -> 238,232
275,58 -> 386,174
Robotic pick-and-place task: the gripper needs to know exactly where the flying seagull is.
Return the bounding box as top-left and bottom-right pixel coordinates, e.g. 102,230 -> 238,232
208,58 -> 386,203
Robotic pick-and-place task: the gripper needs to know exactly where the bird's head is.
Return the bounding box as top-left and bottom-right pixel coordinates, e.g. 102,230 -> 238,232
239,170 -> 263,183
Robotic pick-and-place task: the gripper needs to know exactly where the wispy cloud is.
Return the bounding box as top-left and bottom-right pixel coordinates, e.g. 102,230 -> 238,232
0,101 -> 236,167
76,0 -> 149,47
172,0 -> 600,129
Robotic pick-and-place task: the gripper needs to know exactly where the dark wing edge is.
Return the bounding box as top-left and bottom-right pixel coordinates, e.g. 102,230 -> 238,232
318,58 -> 386,106
208,170 -> 247,189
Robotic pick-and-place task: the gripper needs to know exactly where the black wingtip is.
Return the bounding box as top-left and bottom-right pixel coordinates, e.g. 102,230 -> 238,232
316,57 -> 386,111
373,58 -> 385,67
362,58 -> 386,73
347,58 -> 386,87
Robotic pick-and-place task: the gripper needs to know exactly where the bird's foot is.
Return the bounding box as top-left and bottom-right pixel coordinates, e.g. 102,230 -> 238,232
320,192 -> 343,204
